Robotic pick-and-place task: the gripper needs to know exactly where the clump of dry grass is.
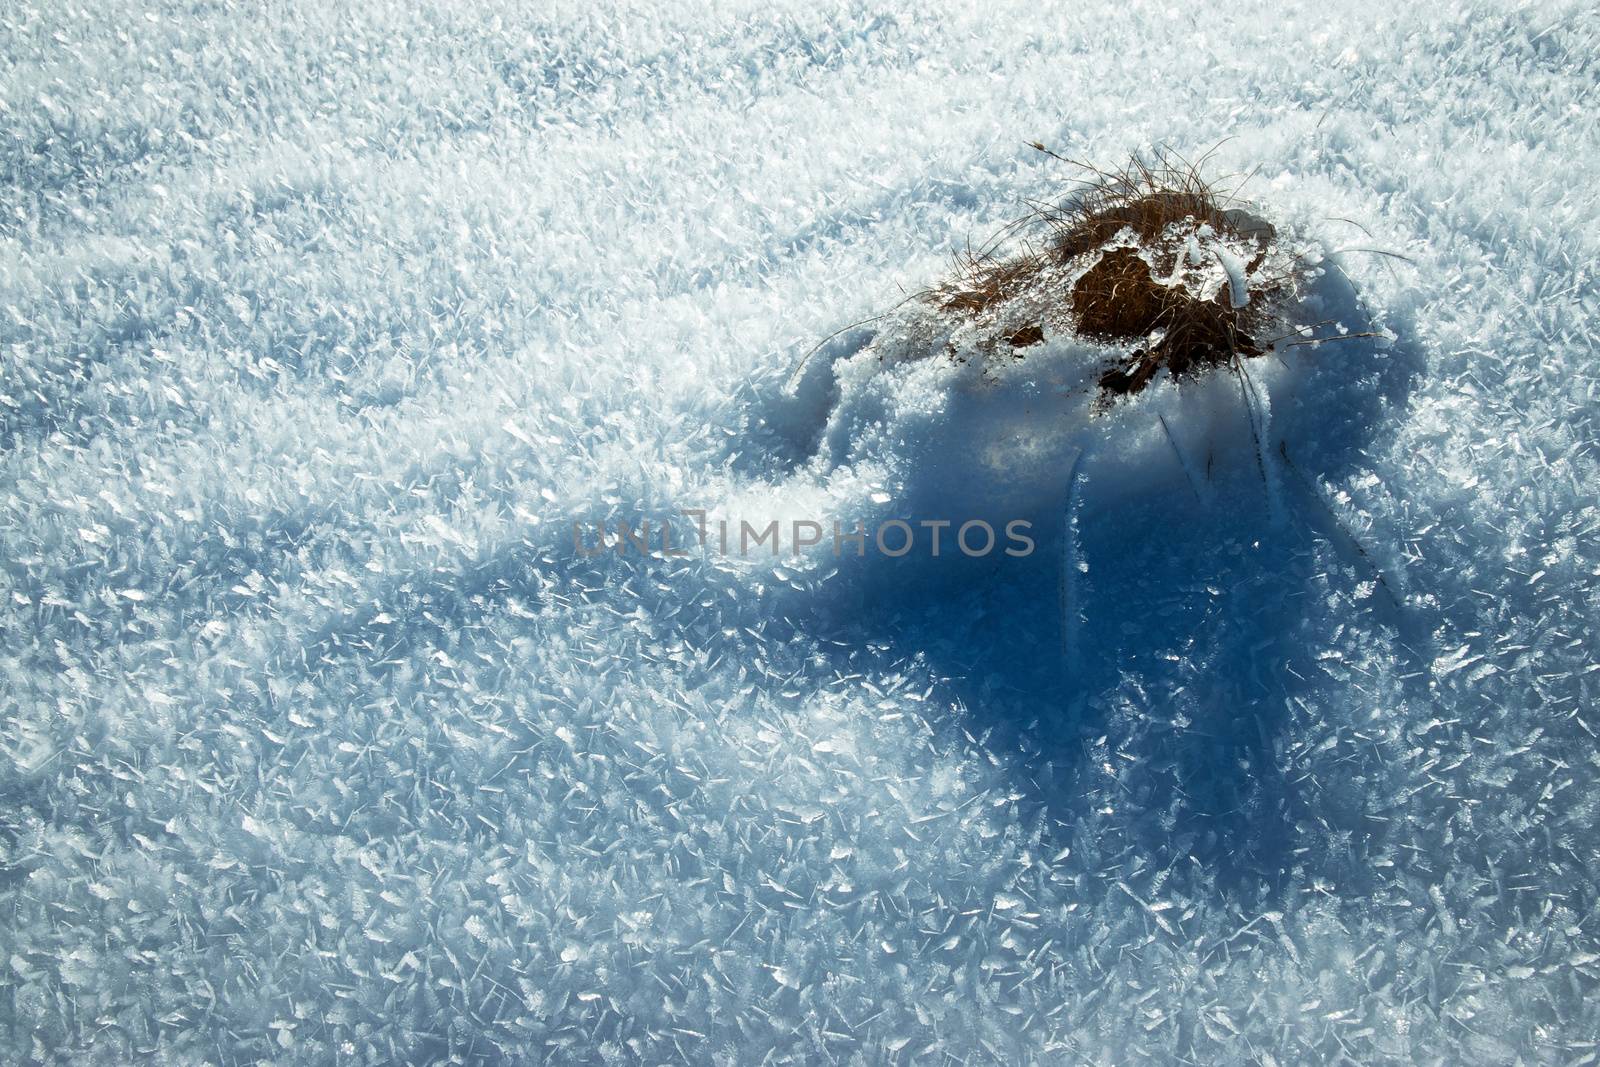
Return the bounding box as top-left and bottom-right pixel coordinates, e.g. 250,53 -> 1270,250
923,148 -> 1297,401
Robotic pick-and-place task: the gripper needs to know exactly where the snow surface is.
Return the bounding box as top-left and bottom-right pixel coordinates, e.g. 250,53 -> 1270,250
2,0 -> 1599,1062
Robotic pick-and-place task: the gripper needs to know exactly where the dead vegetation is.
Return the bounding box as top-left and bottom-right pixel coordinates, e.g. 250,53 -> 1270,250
922,148 -> 1299,402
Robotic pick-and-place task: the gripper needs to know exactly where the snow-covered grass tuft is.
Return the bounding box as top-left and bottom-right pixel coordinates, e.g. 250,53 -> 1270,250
928,150 -> 1298,396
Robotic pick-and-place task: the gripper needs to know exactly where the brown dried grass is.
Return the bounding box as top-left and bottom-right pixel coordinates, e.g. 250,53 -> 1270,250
924,148 -> 1296,400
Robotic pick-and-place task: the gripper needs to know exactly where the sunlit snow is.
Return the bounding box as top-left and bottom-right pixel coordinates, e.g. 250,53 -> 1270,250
2,0 -> 1597,1063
